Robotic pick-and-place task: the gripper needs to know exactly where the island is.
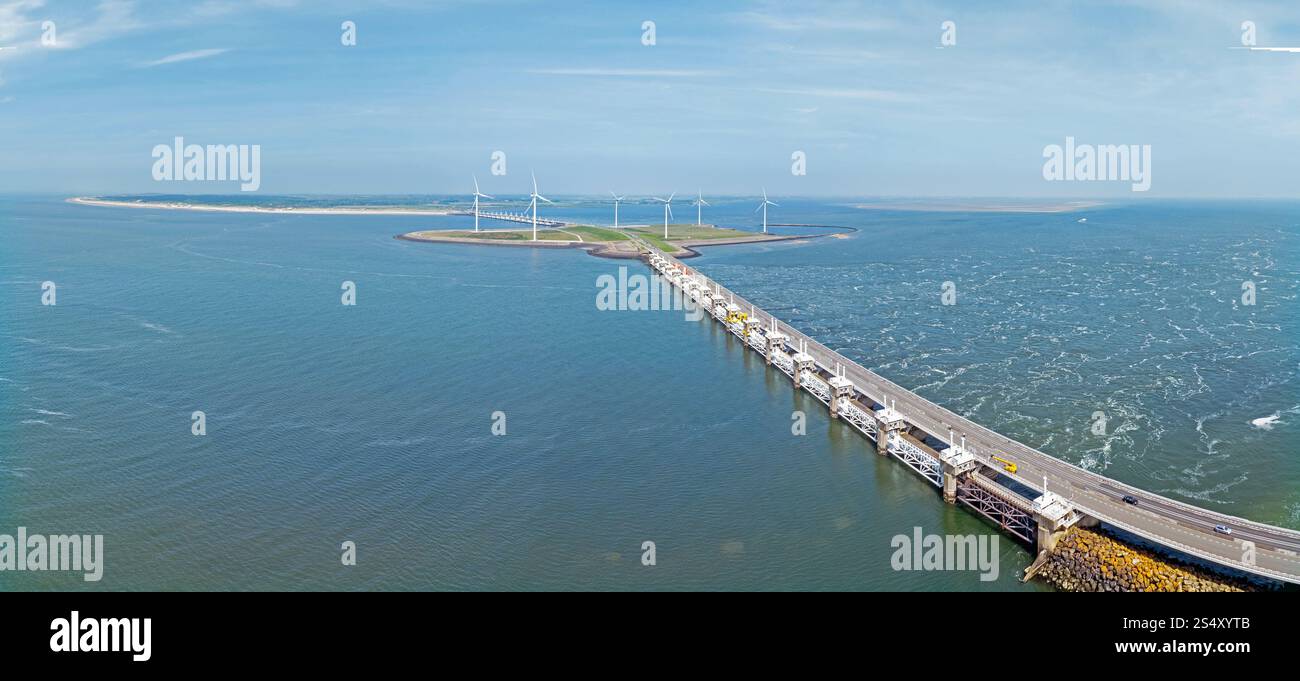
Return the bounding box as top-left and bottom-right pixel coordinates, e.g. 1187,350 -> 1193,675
398,223 -> 851,259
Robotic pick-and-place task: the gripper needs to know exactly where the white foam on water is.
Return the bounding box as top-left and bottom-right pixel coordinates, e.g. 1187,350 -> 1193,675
1250,413 -> 1282,430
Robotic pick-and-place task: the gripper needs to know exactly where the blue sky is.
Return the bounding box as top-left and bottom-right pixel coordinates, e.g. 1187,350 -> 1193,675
1,0 -> 1299,197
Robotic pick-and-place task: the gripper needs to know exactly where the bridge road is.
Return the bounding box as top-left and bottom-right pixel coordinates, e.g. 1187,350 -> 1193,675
660,248 -> 1300,584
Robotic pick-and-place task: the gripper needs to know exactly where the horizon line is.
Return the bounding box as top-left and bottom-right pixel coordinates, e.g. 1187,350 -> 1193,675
30,192 -> 1300,202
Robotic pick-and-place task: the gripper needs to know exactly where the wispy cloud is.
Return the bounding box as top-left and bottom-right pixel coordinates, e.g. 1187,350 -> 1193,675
48,0 -> 143,50
764,44 -> 886,64
733,10 -> 896,32
0,0 -> 143,61
527,67 -> 723,78
758,86 -> 909,102
141,47 -> 230,67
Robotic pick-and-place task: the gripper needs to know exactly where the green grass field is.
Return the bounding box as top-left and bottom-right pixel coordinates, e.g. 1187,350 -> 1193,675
559,225 -> 630,242
624,224 -> 757,250
406,229 -> 568,241
407,223 -> 755,252
627,224 -> 753,240
408,225 -> 628,243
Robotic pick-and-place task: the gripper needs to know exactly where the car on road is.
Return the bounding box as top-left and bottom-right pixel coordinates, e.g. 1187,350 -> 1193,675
1214,524 -> 1233,535
1122,495 -> 1139,505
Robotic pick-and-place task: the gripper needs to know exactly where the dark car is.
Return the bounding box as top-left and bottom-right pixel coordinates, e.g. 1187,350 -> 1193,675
1122,495 -> 1139,505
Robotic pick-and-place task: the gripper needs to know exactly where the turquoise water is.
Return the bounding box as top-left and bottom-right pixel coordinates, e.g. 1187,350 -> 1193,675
2,196 -> 1296,590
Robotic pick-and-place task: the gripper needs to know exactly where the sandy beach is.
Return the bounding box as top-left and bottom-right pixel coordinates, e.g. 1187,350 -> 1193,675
68,196 -> 458,216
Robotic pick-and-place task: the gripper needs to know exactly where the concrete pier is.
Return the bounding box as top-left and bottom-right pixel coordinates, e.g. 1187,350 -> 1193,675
791,343 -> 815,391
828,374 -> 853,419
765,331 -> 787,366
1032,488 -> 1081,554
937,436 -> 978,504
873,406 -> 905,456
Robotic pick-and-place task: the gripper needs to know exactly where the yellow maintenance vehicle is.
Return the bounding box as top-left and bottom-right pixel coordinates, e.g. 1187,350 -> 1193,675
991,455 -> 1018,474
725,310 -> 750,335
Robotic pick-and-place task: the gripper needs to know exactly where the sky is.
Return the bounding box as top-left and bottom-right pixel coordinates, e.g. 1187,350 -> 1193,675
1,0 -> 1299,198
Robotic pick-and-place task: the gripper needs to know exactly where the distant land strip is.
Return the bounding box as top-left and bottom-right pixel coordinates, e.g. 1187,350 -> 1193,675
68,197 -> 458,216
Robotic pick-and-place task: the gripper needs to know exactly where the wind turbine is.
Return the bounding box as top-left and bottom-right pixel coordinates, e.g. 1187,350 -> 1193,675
652,193 -> 675,240
528,172 -> 553,241
472,175 -> 492,232
693,189 -> 710,227
610,191 -> 624,229
755,188 -> 778,234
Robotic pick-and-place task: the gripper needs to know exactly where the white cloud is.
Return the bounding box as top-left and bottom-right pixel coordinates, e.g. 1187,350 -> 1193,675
732,10 -> 895,32
758,86 -> 908,102
0,0 -> 141,60
48,0 -> 144,50
141,47 -> 230,67
528,68 -> 724,78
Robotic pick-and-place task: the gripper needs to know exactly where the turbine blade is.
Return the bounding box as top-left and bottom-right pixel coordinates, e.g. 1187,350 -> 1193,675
473,174 -> 480,194
667,192 -> 675,202
532,171 -> 538,194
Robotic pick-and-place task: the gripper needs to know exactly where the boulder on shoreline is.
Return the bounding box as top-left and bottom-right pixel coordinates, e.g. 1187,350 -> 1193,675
1036,527 -> 1251,592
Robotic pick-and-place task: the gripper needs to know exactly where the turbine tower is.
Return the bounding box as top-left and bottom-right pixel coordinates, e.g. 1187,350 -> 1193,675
652,193 -> 675,240
528,172 -> 553,241
693,189 -> 710,227
472,175 -> 492,233
610,191 -> 624,229
755,188 -> 778,234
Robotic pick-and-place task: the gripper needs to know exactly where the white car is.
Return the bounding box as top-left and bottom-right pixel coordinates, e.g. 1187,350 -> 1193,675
1213,524 -> 1232,535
